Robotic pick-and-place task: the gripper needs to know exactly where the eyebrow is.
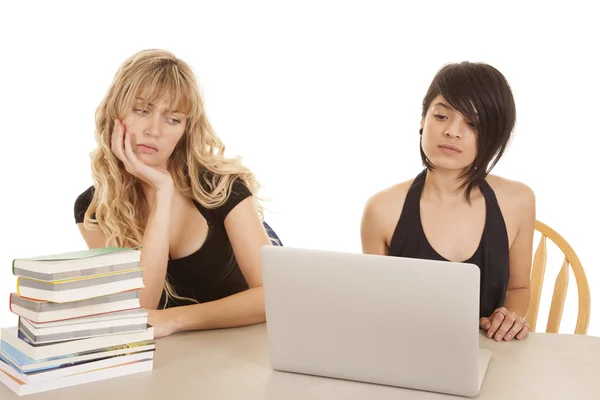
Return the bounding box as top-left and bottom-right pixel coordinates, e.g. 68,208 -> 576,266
433,101 -> 479,117
135,97 -> 184,114
432,102 -> 452,110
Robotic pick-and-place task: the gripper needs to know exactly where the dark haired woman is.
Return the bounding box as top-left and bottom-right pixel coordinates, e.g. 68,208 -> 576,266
360,62 -> 535,342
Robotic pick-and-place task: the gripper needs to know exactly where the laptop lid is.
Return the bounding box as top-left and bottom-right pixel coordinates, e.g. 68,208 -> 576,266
261,246 -> 486,397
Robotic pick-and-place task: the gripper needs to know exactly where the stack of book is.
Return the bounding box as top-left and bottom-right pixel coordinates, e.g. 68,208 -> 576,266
0,247 -> 155,396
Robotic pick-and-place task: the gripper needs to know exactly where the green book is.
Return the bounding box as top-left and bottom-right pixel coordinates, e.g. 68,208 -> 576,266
16,247 -> 136,262
12,247 -> 142,282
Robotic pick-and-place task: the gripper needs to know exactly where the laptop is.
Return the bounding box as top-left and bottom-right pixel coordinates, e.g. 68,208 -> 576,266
261,246 -> 492,398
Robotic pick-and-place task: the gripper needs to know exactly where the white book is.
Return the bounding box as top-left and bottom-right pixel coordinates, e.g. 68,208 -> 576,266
0,358 -> 153,396
19,314 -> 148,345
0,350 -> 154,385
24,308 -> 148,329
10,291 -> 141,323
12,247 -> 141,278
16,270 -> 144,303
0,339 -> 155,373
0,326 -> 154,361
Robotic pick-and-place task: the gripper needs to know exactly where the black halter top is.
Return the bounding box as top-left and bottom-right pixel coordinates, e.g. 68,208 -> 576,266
388,169 -> 510,318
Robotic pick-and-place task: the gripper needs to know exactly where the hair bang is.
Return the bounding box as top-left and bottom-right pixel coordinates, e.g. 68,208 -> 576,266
437,77 -> 481,127
135,65 -> 195,116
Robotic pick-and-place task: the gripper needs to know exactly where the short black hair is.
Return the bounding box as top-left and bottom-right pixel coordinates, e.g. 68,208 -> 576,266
420,62 -> 516,201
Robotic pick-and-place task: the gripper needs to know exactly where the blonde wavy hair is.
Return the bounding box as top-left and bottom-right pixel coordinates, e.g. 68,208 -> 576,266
83,49 -> 263,307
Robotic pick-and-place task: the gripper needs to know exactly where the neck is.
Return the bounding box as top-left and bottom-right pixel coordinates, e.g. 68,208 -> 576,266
422,168 -> 475,203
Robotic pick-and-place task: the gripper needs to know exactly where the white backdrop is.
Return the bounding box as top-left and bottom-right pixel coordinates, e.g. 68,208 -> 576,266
1,1 -> 598,336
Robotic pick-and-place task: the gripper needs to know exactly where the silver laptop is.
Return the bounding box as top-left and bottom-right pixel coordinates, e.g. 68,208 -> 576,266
261,246 -> 492,398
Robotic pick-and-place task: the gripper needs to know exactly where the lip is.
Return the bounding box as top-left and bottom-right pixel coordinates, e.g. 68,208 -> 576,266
137,144 -> 158,154
438,143 -> 462,154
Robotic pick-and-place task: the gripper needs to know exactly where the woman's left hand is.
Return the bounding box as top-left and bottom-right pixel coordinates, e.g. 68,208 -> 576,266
147,309 -> 177,339
480,307 -> 530,342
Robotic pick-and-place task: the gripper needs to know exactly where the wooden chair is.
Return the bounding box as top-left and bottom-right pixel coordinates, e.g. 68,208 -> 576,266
526,220 -> 591,334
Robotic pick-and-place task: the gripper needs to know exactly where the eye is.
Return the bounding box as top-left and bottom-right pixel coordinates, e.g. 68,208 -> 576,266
467,121 -> 476,128
134,108 -> 149,115
166,117 -> 182,125
434,113 -> 448,121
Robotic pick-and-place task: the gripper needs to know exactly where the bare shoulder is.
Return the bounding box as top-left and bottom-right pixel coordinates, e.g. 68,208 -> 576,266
361,178 -> 415,249
77,223 -> 108,249
485,175 -> 536,245
363,179 -> 414,219
486,174 -> 535,209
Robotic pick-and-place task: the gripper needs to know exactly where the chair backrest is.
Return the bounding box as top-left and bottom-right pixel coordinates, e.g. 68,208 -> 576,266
263,221 -> 283,247
526,220 -> 591,334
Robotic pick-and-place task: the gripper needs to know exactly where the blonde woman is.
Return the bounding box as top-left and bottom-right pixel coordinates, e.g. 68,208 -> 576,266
74,49 -> 281,338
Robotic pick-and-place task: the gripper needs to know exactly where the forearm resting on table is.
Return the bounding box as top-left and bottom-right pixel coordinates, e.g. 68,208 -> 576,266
168,286 -> 266,332
503,287 -> 531,318
139,189 -> 173,309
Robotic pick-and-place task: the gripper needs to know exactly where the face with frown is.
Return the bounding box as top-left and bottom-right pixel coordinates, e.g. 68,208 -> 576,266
119,95 -> 187,168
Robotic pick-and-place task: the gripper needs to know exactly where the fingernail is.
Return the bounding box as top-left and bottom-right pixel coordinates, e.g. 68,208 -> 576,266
505,334 -> 512,340
496,334 -> 502,341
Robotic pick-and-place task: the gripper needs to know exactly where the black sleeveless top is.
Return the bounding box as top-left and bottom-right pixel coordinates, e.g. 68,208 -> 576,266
74,179 -> 274,309
389,169 -> 510,318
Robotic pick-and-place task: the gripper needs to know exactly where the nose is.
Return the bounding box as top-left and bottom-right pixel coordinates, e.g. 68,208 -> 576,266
444,118 -> 463,139
143,113 -> 161,137
444,130 -> 461,139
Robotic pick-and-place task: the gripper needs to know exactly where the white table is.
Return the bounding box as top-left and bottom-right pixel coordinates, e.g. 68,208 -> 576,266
2,323 -> 599,399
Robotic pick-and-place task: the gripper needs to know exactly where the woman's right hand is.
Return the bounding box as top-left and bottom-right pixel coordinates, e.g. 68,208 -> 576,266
111,119 -> 174,191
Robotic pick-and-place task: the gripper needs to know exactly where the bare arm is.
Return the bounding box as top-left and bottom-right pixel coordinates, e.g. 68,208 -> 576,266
137,187 -> 174,309
160,196 -> 272,332
360,194 -> 391,256
483,183 -> 536,341
503,185 -> 536,317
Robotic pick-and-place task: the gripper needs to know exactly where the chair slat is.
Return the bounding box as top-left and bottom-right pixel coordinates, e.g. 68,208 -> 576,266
526,234 -> 547,332
546,257 -> 569,333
